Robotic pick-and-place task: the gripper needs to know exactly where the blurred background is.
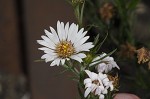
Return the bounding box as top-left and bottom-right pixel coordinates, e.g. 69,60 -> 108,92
0,0 -> 77,99
0,0 -> 150,99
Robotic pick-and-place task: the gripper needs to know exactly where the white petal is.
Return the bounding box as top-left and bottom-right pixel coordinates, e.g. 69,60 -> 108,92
38,47 -> 53,51
99,94 -> 104,99
84,78 -> 92,84
56,58 -> 61,66
37,40 -> 55,49
61,22 -> 64,28
45,56 -> 57,62
93,56 -> 101,62
76,42 -> 94,52
91,84 -> 98,92
44,29 -> 59,45
104,65 -> 110,73
43,50 -> 56,55
70,25 -> 79,43
70,55 -> 83,63
85,83 -> 92,88
89,57 -> 101,67
95,87 -> 101,95
109,84 -> 114,91
50,60 -> 56,66
72,28 -> 85,44
41,54 -> 56,59
61,59 -> 65,65
69,25 -> 78,42
57,21 -> 63,40
44,29 -> 52,37
112,62 -> 120,69
49,27 -> 59,43
97,63 -> 106,73
41,35 -> 51,43
67,23 -> 75,41
95,88 -> 100,95
73,31 -> 87,45
85,70 -> 98,80
77,28 -> 84,36
60,22 -> 66,40
76,53 -> 86,58
74,36 -> 90,47
91,73 -> 98,81
39,47 -> 55,55
50,58 -> 61,66
65,22 -> 69,39
99,85 -> 104,91
102,88 -> 108,94
85,70 -> 92,78
84,88 -> 92,98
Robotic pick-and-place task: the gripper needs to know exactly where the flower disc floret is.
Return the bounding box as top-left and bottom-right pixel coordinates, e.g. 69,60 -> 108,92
55,41 -> 75,58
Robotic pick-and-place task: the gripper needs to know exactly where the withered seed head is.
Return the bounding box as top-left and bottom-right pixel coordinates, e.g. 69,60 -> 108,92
100,3 -> 115,23
108,75 -> 119,88
136,47 -> 150,64
118,42 -> 136,59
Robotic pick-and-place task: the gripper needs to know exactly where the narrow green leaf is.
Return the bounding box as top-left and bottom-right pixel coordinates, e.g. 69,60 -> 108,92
77,83 -> 84,99
92,32 -> 108,53
58,69 -> 68,75
68,76 -> 79,82
80,0 -> 85,25
34,59 -> 45,62
127,0 -> 140,10
93,34 -> 100,45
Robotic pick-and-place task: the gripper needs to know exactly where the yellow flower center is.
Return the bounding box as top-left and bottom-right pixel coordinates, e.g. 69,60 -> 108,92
55,41 -> 75,58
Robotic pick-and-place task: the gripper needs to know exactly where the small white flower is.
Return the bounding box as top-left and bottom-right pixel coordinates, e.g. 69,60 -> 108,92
90,53 -> 120,73
37,21 -> 94,66
84,70 -> 113,99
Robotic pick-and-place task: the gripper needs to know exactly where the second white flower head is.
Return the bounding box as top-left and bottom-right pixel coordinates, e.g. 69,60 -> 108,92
90,53 -> 120,73
84,70 -> 114,99
37,21 -> 94,66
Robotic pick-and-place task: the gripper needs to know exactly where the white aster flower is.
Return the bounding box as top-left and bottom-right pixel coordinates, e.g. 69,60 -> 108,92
37,21 -> 94,66
90,53 -> 120,73
84,70 -> 113,99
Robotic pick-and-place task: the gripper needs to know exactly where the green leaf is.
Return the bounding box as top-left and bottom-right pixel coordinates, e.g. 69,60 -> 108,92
57,69 -> 68,75
68,76 -> 79,82
79,0 -> 85,26
63,64 -> 80,77
34,59 -> 45,62
77,83 -> 84,99
93,34 -> 100,45
127,0 -> 140,10
92,32 -> 108,53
